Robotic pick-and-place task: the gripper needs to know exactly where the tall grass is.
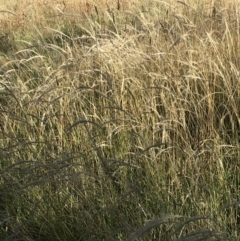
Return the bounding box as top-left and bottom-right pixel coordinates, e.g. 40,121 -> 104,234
0,0 -> 239,240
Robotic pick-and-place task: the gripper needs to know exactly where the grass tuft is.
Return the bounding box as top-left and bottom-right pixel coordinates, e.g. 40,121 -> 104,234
0,0 -> 239,240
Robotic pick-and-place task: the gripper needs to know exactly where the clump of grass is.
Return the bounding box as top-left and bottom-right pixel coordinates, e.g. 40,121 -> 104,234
0,0 -> 239,240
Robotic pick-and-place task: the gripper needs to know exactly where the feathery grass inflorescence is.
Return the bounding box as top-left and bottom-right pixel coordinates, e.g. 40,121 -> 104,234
0,0 -> 239,240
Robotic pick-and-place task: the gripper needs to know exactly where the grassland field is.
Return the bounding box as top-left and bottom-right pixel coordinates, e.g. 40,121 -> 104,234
0,0 -> 239,240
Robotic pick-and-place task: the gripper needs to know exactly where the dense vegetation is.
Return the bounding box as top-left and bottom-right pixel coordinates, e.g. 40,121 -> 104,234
0,0 -> 239,240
